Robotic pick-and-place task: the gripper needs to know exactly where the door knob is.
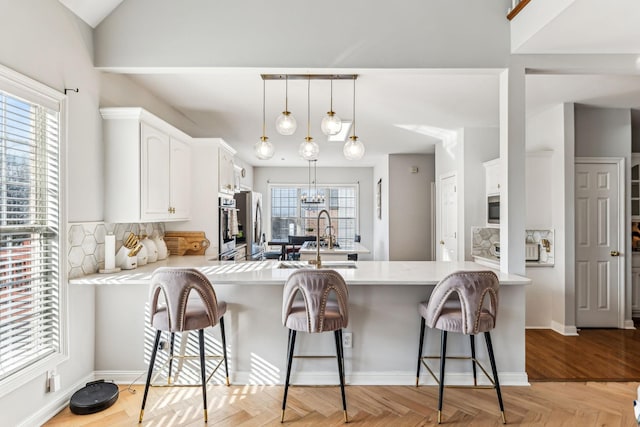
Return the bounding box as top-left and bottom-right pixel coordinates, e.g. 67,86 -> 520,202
439,240 -> 445,245
610,250 -> 620,257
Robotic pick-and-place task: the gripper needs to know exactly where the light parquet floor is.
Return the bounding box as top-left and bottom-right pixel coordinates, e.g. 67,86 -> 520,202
45,382 -> 639,426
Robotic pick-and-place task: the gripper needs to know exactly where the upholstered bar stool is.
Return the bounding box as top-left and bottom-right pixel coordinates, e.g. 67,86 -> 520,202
139,268 -> 230,423
281,269 -> 349,423
415,270 -> 505,424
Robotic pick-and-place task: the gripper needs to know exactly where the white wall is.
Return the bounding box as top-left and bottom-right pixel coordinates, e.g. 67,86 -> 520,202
525,104 -> 566,329
372,155 -> 390,260
574,104 -> 633,326
95,0 -> 511,69
253,166 -> 374,260
462,127 -> 500,260
0,2 -> 99,424
388,154 -> 435,260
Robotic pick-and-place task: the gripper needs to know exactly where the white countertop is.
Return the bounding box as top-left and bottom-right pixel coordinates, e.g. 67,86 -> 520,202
70,257 -> 531,286
298,241 -> 371,254
472,254 -> 555,268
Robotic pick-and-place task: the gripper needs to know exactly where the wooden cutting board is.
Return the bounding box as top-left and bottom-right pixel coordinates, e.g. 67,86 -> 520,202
164,231 -> 210,255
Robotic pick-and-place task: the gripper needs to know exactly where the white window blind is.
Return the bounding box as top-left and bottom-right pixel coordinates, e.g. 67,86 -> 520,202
0,84 -> 61,382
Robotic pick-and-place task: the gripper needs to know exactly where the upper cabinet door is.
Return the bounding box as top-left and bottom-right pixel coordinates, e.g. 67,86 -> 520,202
632,154 -> 640,219
219,147 -> 235,194
484,158 -> 501,196
141,123 -> 171,221
170,137 -> 191,220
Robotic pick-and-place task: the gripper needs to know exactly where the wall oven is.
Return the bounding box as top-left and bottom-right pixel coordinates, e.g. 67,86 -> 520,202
487,195 -> 500,225
219,197 -> 237,260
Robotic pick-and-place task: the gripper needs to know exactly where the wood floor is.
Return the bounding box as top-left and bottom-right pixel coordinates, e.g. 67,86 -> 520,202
45,328 -> 640,426
45,382 -> 638,426
526,327 -> 640,381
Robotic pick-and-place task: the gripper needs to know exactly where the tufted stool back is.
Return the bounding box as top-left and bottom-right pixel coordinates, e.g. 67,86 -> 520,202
149,267 -> 226,333
421,270 -> 499,335
282,269 -> 349,333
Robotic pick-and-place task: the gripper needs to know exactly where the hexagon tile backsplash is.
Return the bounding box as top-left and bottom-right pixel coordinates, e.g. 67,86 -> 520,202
67,222 -> 165,279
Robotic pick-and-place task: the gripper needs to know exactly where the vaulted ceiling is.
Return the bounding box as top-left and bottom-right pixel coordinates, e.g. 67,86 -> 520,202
59,0 -> 640,166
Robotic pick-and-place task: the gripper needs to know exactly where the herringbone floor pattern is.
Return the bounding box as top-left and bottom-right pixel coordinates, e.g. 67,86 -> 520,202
45,381 -> 638,426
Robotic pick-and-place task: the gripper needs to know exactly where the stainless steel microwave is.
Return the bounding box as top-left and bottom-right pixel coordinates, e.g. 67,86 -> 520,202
488,195 -> 500,224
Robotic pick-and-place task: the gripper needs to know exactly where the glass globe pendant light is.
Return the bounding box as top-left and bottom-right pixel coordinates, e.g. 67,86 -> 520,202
299,76 -> 320,160
343,76 -> 365,160
320,78 -> 342,135
255,79 -> 275,159
275,74 -> 297,135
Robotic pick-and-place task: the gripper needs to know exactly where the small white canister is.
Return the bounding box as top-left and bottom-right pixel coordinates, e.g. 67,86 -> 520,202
141,235 -> 158,263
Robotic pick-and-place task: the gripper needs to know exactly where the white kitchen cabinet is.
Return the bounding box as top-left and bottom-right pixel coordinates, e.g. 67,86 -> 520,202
483,158 -> 501,196
101,107 -> 192,223
633,266 -> 640,316
218,144 -> 236,195
632,154 -> 640,219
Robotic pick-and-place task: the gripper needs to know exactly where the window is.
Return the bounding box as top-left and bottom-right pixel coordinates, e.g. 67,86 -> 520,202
0,66 -> 65,393
270,184 -> 358,246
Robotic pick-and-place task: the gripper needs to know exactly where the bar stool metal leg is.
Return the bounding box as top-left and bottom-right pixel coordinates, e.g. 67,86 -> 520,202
484,332 -> 506,424
437,330 -> 447,424
416,317 -> 426,386
470,334 -> 477,386
198,329 -> 208,423
139,330 -> 162,423
167,332 -> 175,384
219,316 -> 230,386
334,330 -> 349,423
281,329 -> 297,422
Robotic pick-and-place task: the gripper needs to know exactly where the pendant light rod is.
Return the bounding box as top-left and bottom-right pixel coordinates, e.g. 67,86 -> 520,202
352,75 -> 357,136
329,79 -> 334,112
262,79 -> 266,136
284,74 -> 289,111
261,74 -> 358,81
307,76 -> 311,137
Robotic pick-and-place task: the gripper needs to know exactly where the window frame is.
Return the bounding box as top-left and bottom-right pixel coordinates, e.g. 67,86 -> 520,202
0,64 -> 68,399
266,182 -> 360,245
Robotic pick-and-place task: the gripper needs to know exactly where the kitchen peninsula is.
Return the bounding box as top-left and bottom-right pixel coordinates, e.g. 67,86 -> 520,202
72,259 -> 531,386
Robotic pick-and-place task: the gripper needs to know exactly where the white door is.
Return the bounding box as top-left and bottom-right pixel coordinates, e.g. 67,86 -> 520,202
439,173 -> 458,261
575,161 -> 622,327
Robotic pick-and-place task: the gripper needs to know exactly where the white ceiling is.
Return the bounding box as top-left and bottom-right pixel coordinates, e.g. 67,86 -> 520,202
58,0 -> 123,28
60,1 -> 640,166
512,0 -> 640,54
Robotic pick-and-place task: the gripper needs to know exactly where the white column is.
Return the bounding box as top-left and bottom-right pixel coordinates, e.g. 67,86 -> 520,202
499,63 -> 526,275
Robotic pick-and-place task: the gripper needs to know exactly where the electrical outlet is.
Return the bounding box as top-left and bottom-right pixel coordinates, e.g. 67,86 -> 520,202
47,371 -> 61,392
342,332 -> 353,348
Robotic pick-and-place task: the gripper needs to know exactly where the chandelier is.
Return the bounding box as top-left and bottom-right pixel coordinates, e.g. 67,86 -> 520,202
258,74 -> 362,161
300,159 -> 325,204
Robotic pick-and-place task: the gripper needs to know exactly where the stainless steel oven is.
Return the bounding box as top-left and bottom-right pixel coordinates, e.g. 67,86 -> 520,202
488,195 -> 500,225
219,197 -> 236,260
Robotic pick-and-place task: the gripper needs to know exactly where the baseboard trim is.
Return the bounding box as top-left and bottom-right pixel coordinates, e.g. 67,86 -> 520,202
95,369 -> 530,387
18,372 -> 95,427
623,319 -> 636,330
551,321 -> 579,336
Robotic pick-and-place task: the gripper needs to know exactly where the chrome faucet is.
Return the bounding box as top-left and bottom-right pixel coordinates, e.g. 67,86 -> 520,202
309,209 -> 332,268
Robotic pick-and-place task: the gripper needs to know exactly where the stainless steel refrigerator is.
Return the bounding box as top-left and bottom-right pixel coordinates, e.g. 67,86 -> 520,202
234,191 -> 263,260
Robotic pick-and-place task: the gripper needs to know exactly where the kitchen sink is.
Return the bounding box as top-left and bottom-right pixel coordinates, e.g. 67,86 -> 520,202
277,260 -> 357,269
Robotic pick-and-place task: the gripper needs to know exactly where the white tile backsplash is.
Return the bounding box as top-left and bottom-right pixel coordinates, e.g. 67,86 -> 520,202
471,226 -> 554,266
67,222 -> 165,278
